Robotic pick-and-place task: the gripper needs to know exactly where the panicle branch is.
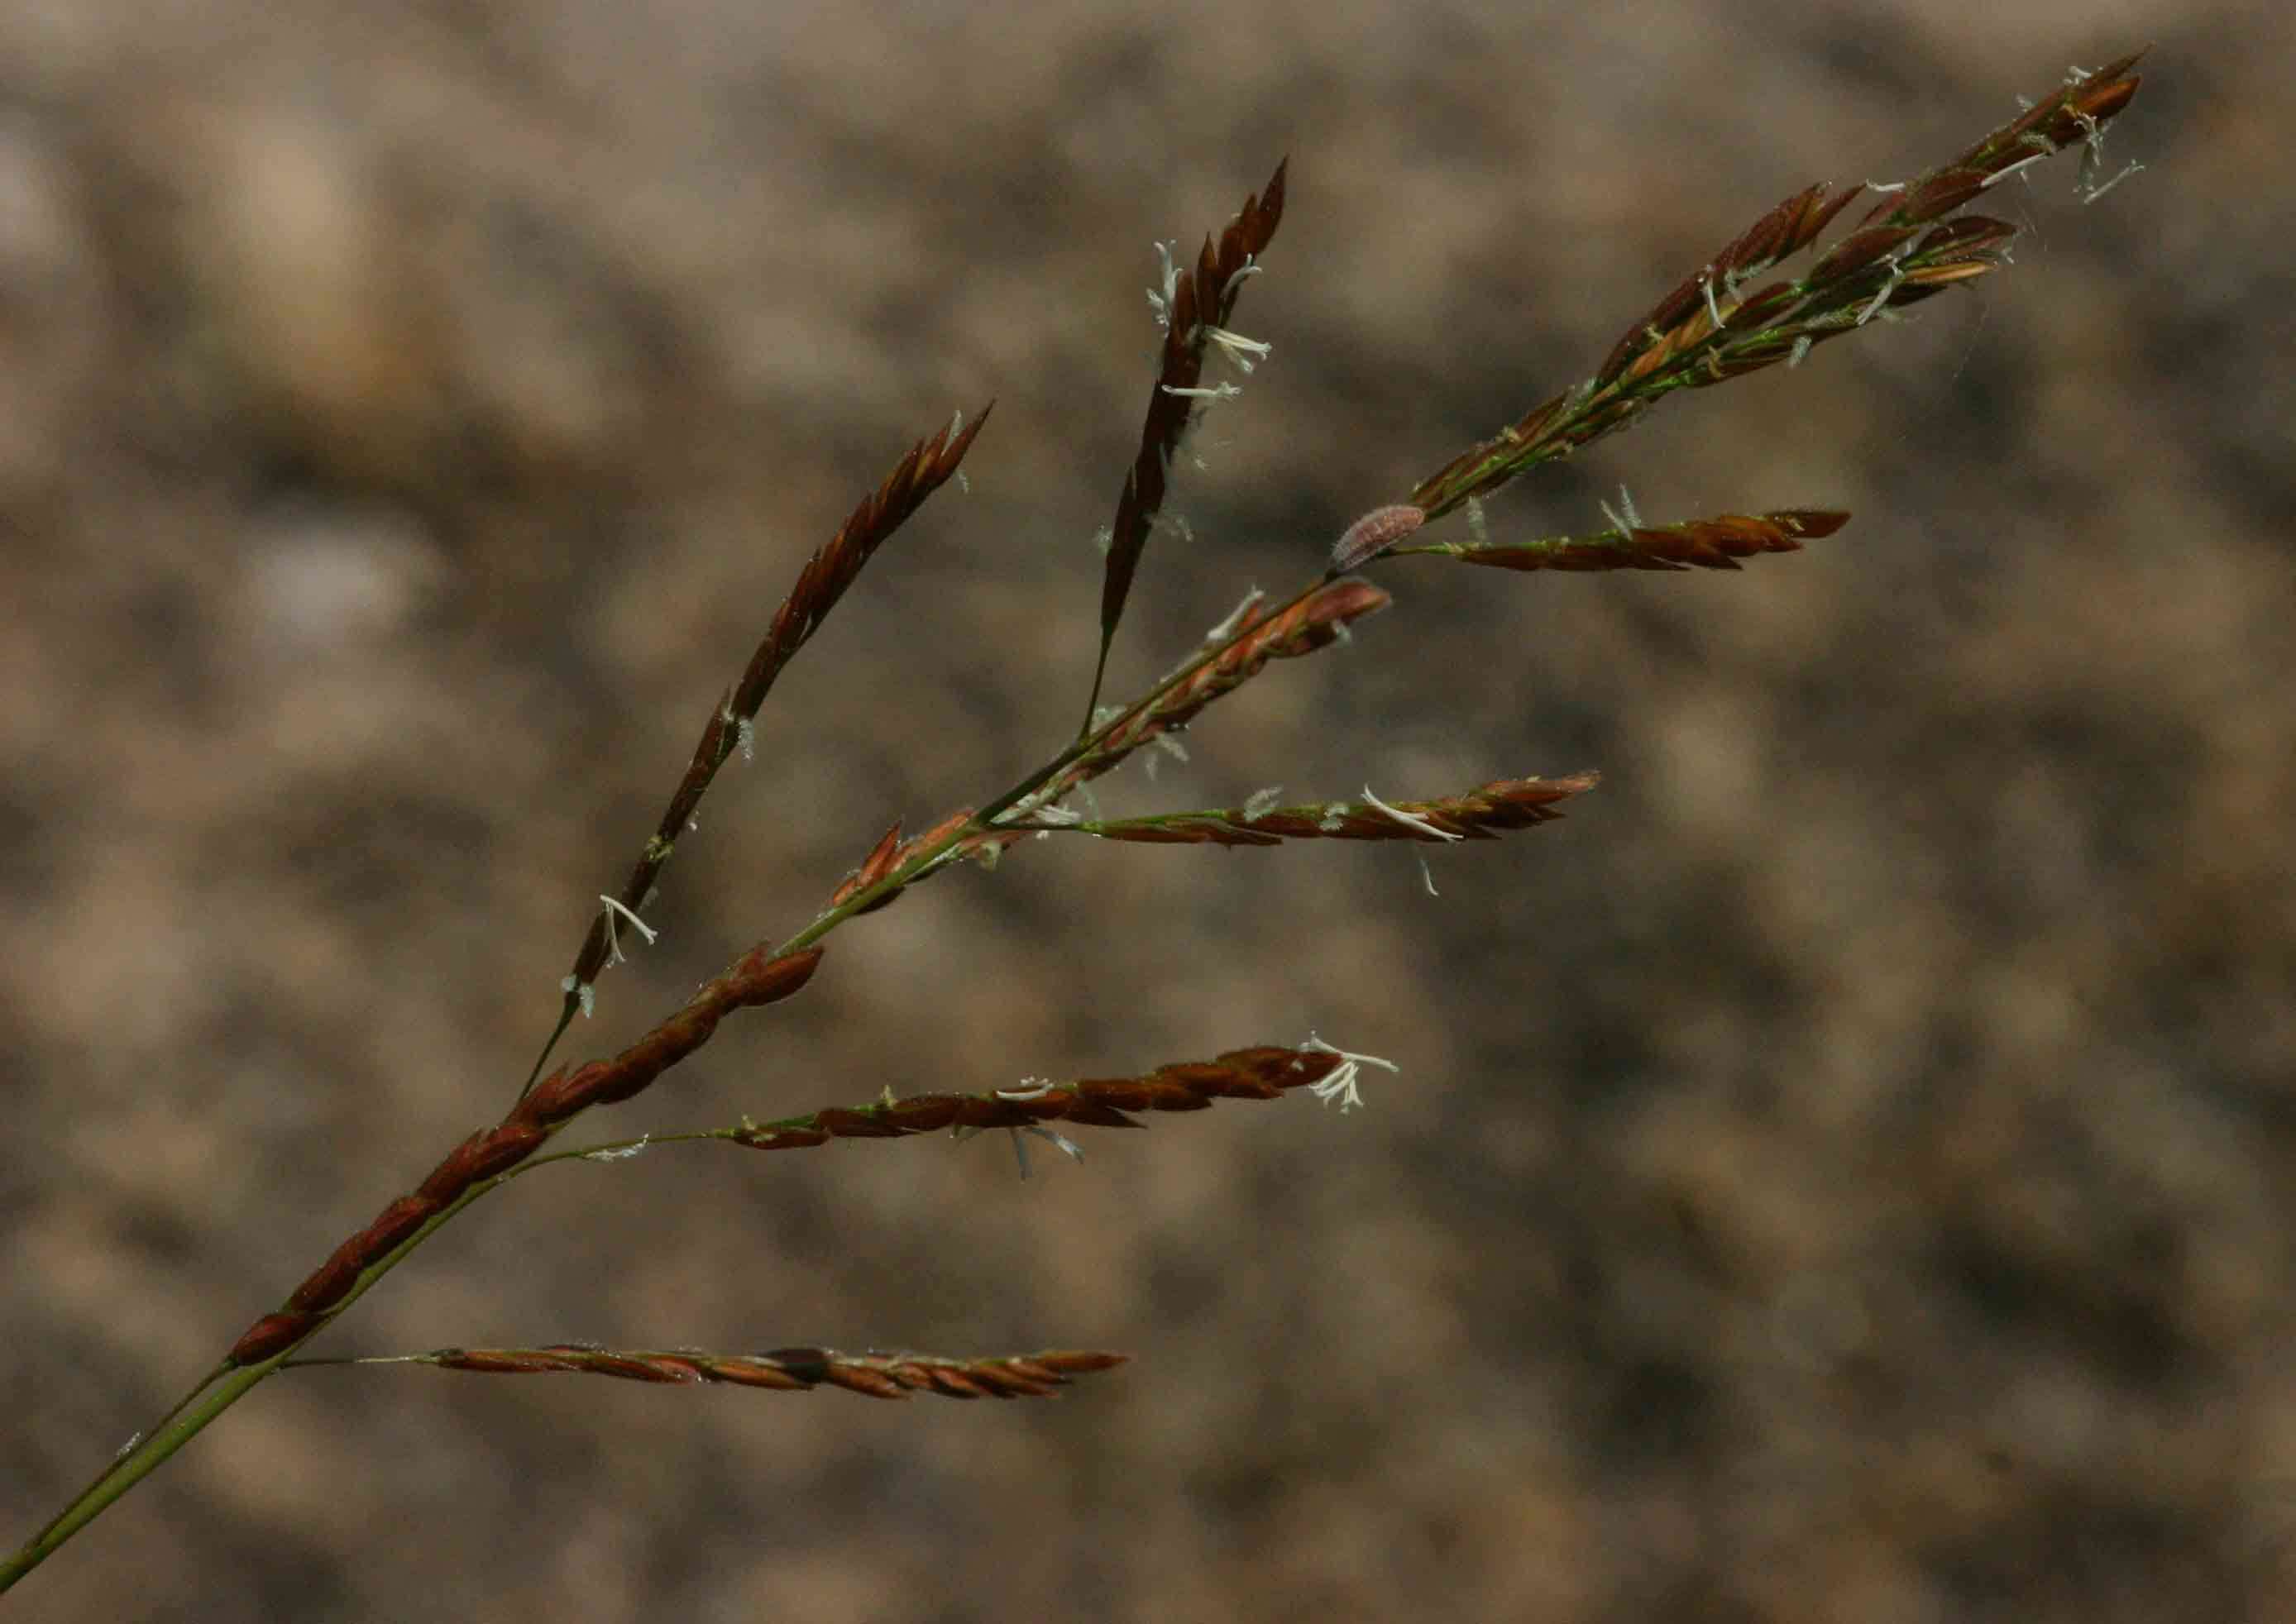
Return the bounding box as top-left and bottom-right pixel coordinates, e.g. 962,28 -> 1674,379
562,410 -> 990,1007
1011,774 -> 1597,847
1392,509 -> 1847,573
340,1345 -> 1128,1401
811,575 -> 1393,916
1088,160 -> 1289,724
1406,55 -> 2145,518
1037,576 -> 1389,810
226,946 -> 825,1367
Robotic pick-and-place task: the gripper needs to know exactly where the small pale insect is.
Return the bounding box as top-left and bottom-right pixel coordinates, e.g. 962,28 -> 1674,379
1327,503 -> 1425,573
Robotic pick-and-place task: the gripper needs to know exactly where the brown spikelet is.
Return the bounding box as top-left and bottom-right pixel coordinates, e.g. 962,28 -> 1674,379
1398,509 -> 1847,574
565,408 -> 990,1000
1088,160 -> 1288,722
1024,774 -> 1597,848
393,1345 -> 1127,1401
826,821 -> 904,912
724,1044 -> 1351,1152
823,805 -> 978,918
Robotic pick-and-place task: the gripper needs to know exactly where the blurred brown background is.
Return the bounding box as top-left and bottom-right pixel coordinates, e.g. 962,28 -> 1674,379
4,2 -> 2289,1620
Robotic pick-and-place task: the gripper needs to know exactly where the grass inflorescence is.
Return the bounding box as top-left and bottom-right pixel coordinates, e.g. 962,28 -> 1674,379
1,50 -> 2146,1598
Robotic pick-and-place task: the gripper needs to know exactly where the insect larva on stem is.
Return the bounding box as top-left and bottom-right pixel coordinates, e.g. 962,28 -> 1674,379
1327,504 -> 1425,575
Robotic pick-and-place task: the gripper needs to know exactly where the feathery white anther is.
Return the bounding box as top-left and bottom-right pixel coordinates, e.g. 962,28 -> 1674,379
1361,785 -> 1463,842
1983,151 -> 2054,189
1161,381 -> 1242,402
1788,334 -> 1815,370
2080,160 -> 2141,203
1203,586 -> 1267,644
978,1120 -> 1085,1179
1146,241 -> 1183,330
1854,264 -> 1906,327
1242,786 -> 1285,820
597,896 -> 658,967
562,974 -> 596,1018
736,716 -> 756,762
1299,1035 -> 1399,1114
1202,323 -> 1270,373
1699,270 -> 1724,329
581,1136 -> 653,1163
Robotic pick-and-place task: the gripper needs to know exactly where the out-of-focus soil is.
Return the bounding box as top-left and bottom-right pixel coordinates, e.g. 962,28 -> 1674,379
5,4 -> 2291,1620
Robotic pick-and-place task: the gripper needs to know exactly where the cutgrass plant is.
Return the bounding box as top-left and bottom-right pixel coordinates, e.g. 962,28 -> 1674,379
1,50 -> 2146,1595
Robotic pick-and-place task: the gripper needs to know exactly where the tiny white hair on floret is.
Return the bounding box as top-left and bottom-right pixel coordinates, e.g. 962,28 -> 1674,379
1417,850 -> 1441,897
1299,1034 -> 1399,1113
1152,733 -> 1189,764
641,884 -> 661,912
1161,381 -> 1242,403
1144,748 -> 1159,782
1154,512 -> 1197,546
997,1077 -> 1058,1101
562,975 -> 596,1018
597,896 -> 658,966
1092,523 -> 1113,556
1361,784 -> 1463,842
735,716 -> 756,762
1466,496 -> 1490,547
582,1136 -> 653,1163
1242,785 -> 1284,820
1788,334 -> 1815,370
1029,803 -> 1085,826
955,469 -> 970,494
1202,323 -> 1270,374
1203,585 -> 1266,644
115,1431 -> 144,1460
